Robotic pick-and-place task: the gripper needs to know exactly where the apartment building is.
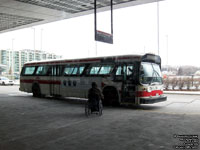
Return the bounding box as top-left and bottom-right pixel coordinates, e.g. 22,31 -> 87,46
0,49 -> 62,74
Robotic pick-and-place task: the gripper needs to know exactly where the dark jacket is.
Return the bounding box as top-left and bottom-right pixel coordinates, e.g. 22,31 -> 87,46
88,87 -> 104,102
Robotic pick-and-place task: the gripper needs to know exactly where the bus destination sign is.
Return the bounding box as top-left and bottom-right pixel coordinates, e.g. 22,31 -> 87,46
95,30 -> 113,44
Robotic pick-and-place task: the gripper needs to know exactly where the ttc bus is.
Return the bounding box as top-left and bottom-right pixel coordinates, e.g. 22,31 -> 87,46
20,53 -> 167,105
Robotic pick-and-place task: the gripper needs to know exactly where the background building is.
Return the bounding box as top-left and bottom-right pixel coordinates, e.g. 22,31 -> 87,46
0,49 -> 62,75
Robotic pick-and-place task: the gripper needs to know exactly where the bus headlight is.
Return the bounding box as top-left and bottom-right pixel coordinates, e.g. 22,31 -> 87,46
147,87 -> 152,92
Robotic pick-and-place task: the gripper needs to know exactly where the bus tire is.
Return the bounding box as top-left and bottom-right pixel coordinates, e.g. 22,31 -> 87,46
32,84 -> 41,97
103,87 -> 119,106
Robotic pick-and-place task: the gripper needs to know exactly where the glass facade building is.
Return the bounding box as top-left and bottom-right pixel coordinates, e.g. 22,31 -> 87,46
0,49 -> 62,74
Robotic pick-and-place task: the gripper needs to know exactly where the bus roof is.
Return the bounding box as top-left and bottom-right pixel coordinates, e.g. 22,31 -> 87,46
24,53 -> 160,66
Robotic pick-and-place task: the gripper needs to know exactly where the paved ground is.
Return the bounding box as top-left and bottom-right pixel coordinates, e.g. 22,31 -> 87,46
0,86 -> 199,150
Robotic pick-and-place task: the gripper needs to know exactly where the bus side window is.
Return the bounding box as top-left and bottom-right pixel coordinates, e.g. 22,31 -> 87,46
123,66 -> 127,80
126,65 -> 135,80
99,65 -> 113,75
115,65 -> 135,80
36,66 -> 49,76
127,65 -> 134,76
116,66 -> 122,76
22,66 -> 36,76
89,66 -> 100,75
114,66 -> 123,81
79,66 -> 85,75
64,67 -> 74,75
72,67 -> 78,75
36,66 -> 43,75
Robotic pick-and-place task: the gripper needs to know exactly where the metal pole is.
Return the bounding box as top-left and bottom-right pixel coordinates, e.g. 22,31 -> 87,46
94,0 -> 98,56
31,27 -> 35,60
40,28 -> 43,51
157,1 -> 160,55
111,0 -> 113,35
95,41 -> 97,56
12,38 -> 14,79
33,28 -> 35,60
94,0 -> 97,40
166,35 -> 168,66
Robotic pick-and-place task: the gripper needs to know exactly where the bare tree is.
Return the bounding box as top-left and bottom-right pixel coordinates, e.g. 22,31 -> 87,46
178,77 -> 185,90
163,77 -> 170,90
185,77 -> 192,90
193,78 -> 200,90
171,77 -> 178,90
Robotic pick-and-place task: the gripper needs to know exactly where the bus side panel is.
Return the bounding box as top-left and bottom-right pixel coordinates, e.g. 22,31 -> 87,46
60,77 -> 77,97
37,76 -> 52,96
20,76 -> 33,93
60,76 -> 102,98
20,76 -> 51,95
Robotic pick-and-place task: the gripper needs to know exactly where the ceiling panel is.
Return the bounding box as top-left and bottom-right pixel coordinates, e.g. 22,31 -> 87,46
0,13 -> 43,31
15,0 -> 135,14
0,0 -> 162,33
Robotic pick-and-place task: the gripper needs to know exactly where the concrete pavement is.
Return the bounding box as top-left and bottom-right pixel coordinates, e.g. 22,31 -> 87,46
0,86 -> 200,150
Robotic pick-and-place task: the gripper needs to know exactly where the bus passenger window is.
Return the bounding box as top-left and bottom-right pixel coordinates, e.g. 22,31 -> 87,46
90,66 -> 100,75
36,66 -> 49,75
64,67 -> 74,75
116,66 -> 122,75
23,66 -> 35,75
72,67 -> 78,75
99,66 -> 113,75
127,66 -> 134,76
79,66 -> 85,74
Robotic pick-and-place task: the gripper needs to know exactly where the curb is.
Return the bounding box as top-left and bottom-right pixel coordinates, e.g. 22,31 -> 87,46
164,91 -> 200,95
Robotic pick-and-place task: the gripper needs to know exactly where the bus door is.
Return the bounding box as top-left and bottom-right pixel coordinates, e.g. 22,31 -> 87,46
121,64 -> 137,103
48,66 -> 61,96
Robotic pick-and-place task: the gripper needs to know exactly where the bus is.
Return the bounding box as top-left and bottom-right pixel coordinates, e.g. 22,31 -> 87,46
19,53 -> 167,105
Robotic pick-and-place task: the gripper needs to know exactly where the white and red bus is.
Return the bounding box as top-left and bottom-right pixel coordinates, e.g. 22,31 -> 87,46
20,53 -> 167,105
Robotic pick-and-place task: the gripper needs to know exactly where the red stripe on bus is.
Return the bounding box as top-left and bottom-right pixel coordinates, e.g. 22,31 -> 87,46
136,90 -> 163,97
20,79 -> 61,85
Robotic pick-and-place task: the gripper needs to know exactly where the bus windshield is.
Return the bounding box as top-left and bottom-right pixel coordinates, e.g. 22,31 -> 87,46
139,62 -> 162,85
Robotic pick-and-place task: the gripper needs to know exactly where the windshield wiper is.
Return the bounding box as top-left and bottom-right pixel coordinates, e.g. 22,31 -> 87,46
149,65 -> 160,85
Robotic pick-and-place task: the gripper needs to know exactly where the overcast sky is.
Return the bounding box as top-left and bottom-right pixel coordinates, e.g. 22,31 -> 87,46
0,0 -> 200,66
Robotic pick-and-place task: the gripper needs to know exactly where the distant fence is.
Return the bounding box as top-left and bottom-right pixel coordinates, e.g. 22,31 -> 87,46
163,76 -> 200,91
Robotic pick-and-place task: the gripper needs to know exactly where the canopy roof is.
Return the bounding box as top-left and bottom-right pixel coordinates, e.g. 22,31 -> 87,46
0,0 -> 162,33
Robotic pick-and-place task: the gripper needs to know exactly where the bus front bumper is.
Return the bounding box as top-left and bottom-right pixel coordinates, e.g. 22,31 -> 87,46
140,95 -> 167,104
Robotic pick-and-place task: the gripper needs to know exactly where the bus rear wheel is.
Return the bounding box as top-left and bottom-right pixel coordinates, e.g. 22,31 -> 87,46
32,84 -> 41,97
103,87 -> 119,106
